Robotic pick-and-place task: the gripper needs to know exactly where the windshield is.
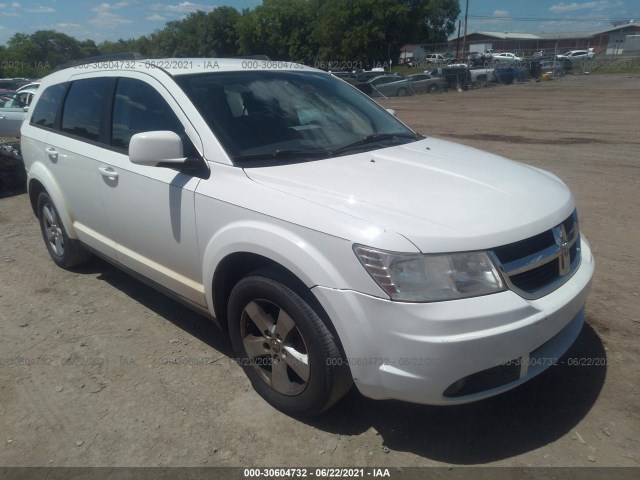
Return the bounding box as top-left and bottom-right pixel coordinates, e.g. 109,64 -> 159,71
174,71 -> 417,166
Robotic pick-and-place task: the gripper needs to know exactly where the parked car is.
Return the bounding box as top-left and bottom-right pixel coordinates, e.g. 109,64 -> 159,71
366,75 -> 413,97
330,72 -> 357,85
0,78 -> 29,90
21,58 -> 594,416
469,67 -> 495,86
406,73 -> 448,93
427,66 -> 471,90
492,52 -> 522,64
556,50 -> 595,71
424,53 -> 451,64
17,82 -> 40,92
492,67 -> 527,84
0,90 -> 35,136
467,52 -> 491,66
557,50 -> 595,62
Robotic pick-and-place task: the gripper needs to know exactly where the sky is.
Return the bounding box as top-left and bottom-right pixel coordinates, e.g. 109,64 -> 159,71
0,0 -> 638,45
461,0 -> 638,36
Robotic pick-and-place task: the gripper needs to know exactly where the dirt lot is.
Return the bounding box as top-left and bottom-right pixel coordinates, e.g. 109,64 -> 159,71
0,74 -> 638,470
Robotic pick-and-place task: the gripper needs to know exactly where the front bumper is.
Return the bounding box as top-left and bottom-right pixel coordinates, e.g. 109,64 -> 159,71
312,236 -> 595,405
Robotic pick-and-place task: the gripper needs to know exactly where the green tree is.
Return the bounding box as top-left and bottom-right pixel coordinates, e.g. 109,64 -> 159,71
205,6 -> 241,57
238,0 -> 317,62
311,0 -> 411,66
402,0 -> 461,44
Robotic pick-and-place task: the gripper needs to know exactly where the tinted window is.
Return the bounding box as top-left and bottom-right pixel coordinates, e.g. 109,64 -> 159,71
30,83 -> 67,128
111,78 -> 183,150
61,78 -> 111,141
176,71 -> 415,164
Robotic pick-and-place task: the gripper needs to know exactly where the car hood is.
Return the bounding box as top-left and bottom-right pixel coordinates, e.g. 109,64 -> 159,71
243,138 -> 575,253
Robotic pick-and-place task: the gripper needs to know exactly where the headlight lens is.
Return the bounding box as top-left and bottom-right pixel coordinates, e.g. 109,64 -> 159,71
353,245 -> 505,302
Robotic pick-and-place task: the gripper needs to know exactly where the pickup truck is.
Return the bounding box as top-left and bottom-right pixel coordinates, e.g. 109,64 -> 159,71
469,67 -> 495,86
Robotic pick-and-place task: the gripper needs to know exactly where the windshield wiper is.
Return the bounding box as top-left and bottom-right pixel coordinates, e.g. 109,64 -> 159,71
234,133 -> 422,165
333,132 -> 421,154
234,148 -> 331,162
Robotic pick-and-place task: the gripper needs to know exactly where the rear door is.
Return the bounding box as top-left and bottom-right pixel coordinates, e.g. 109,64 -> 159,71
46,77 -> 116,256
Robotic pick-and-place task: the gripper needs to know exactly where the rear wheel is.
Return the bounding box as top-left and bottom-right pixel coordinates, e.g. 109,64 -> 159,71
37,192 -> 91,268
228,273 -> 352,416
428,84 -> 439,93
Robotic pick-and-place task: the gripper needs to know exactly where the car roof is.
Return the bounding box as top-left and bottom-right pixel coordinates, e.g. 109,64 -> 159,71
48,58 -> 322,81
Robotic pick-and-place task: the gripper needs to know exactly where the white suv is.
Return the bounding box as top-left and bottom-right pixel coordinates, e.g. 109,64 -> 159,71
425,53 -> 450,64
21,58 -> 594,416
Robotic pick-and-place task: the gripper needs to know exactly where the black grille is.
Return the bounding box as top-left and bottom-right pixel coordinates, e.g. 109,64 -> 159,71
509,259 -> 558,292
492,230 -> 555,264
491,211 -> 581,298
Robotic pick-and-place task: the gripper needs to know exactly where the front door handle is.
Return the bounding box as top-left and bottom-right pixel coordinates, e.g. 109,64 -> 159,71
98,167 -> 119,179
0,115 -> 6,120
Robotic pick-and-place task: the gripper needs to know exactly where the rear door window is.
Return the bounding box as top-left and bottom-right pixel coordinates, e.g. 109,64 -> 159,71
30,83 -> 68,129
61,78 -> 111,142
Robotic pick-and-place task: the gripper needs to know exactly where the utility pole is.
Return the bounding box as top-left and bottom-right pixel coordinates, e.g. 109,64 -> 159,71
456,19 -> 462,58
461,0 -> 469,58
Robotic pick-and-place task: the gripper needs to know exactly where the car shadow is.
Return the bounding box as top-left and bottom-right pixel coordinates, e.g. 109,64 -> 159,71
74,256 -> 234,357
303,319 -> 607,464
74,257 -> 606,464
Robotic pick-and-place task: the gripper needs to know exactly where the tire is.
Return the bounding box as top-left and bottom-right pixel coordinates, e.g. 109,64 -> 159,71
397,88 -> 407,97
228,273 -> 352,416
37,192 -> 91,269
428,84 -> 439,94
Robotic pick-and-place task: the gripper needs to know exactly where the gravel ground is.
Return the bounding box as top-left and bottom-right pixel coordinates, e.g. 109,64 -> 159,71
0,74 -> 638,470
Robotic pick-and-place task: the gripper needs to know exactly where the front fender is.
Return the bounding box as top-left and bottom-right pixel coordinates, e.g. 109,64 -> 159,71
201,219 -> 380,318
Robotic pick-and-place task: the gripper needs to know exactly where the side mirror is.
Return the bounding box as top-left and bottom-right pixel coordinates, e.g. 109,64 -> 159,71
129,131 -> 186,166
386,108 -> 396,117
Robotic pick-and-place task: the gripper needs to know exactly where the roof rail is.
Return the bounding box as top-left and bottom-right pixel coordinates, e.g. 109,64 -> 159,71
225,55 -> 271,61
54,52 -> 145,72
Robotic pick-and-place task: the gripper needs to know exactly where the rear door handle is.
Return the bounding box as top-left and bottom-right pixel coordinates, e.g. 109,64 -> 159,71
98,166 -> 119,179
45,147 -> 58,160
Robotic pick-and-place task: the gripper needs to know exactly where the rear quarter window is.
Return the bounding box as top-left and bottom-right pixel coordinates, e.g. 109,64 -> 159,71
30,83 -> 68,129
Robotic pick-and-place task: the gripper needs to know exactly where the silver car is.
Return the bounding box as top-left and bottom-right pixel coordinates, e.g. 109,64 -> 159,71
368,75 -> 413,97
0,90 -> 34,136
407,73 -> 448,94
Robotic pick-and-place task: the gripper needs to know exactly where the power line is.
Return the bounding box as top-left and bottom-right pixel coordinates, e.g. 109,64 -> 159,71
463,14 -> 637,22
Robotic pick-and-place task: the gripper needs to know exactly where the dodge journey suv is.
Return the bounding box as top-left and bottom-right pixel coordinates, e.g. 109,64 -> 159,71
21,58 -> 594,416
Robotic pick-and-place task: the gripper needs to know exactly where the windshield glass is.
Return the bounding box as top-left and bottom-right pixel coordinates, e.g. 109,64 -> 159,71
174,71 -> 417,166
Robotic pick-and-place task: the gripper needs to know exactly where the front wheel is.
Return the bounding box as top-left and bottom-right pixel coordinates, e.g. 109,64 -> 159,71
397,88 -> 407,97
228,273 -> 352,416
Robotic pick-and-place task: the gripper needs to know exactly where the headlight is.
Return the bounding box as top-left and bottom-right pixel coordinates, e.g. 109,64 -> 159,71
353,245 -> 505,302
